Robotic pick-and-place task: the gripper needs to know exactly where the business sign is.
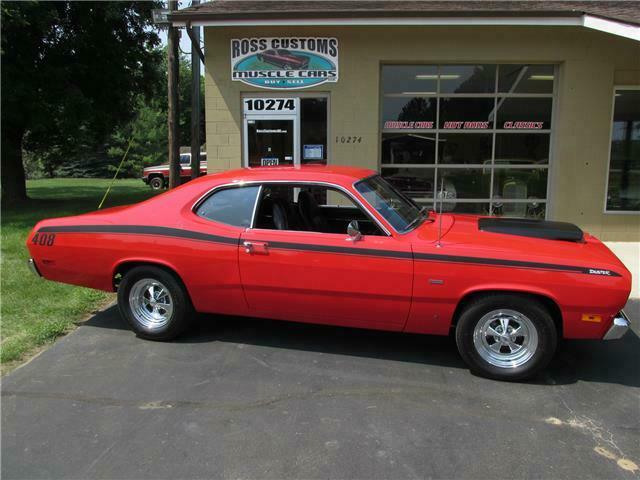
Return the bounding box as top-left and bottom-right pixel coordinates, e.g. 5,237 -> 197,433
231,37 -> 338,90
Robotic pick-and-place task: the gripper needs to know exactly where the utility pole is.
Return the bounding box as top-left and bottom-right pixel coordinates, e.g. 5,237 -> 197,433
167,0 -> 180,189
190,0 -> 201,180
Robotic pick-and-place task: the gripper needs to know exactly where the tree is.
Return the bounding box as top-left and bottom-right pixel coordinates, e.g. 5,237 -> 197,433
1,1 -> 161,203
107,50 -> 205,178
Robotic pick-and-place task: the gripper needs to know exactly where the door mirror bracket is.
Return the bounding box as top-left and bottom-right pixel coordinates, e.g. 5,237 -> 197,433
346,220 -> 362,242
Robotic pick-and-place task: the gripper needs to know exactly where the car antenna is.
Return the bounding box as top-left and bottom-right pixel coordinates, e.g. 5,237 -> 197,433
436,178 -> 444,248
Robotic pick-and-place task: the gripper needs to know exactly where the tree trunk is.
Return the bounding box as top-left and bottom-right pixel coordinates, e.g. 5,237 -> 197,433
1,124 -> 28,204
167,0 -> 181,189
190,0 -> 201,180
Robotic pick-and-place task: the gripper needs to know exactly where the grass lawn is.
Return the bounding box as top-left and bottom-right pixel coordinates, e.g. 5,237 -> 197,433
1,178 -> 161,372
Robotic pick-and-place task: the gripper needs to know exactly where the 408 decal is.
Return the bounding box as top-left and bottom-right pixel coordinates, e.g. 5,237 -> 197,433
31,232 -> 56,246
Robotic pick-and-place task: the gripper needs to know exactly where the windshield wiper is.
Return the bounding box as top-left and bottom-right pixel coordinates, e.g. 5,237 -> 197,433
403,206 -> 432,232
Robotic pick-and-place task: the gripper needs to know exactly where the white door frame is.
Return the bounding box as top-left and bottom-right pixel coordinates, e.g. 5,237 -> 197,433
242,97 -> 301,167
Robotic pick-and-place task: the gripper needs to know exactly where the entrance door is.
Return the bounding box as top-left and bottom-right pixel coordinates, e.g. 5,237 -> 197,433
245,117 -> 296,167
243,97 -> 300,167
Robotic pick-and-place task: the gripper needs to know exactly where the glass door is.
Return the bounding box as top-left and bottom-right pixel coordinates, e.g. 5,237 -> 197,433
245,117 -> 296,167
243,97 -> 300,167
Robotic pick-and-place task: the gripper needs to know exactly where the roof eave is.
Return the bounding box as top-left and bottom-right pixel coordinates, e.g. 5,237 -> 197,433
170,12 -> 640,42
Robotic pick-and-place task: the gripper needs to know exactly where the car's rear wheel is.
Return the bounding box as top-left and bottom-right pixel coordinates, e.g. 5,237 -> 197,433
149,176 -> 164,190
455,294 -> 557,381
117,266 -> 192,341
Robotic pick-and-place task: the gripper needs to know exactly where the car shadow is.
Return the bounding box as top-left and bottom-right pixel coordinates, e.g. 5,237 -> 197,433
85,305 -> 640,388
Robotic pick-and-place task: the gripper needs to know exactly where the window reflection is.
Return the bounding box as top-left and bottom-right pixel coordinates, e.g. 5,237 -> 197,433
439,98 -> 494,129
495,134 -> 550,165
492,168 -> 548,200
497,98 -> 552,129
382,133 -> 436,164
606,89 -> 640,212
379,64 -> 555,217
439,65 -> 496,94
499,65 -> 554,94
382,65 -> 438,95
438,134 -> 492,164
381,167 -> 435,199
381,97 -> 436,129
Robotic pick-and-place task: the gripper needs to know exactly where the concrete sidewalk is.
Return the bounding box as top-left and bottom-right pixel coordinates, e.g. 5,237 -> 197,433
2,300 -> 639,479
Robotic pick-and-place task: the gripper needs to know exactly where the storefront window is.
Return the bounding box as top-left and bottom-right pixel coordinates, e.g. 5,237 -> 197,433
380,64 -> 554,217
300,97 -> 328,164
606,89 -> 640,212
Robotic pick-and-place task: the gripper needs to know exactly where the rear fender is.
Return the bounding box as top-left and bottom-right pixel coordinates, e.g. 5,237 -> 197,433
112,257 -> 183,291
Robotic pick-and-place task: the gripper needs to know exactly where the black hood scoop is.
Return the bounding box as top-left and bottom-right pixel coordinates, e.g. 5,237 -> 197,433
478,218 -> 584,242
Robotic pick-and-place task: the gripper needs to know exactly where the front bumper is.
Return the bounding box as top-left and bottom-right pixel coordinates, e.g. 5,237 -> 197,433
28,258 -> 41,277
603,310 -> 631,340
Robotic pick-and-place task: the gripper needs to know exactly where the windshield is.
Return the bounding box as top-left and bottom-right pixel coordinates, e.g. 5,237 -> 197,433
355,175 -> 426,232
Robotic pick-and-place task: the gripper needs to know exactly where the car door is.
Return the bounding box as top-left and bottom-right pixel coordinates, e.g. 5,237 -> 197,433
238,183 -> 413,331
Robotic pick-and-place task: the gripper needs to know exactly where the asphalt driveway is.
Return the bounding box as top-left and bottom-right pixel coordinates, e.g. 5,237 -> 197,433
2,300 -> 639,479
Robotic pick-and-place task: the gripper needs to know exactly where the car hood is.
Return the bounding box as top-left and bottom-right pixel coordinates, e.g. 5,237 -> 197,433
412,214 -> 630,277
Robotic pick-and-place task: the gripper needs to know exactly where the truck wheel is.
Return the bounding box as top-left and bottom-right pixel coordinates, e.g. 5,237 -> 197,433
149,176 -> 164,190
117,266 -> 193,341
455,294 -> 557,381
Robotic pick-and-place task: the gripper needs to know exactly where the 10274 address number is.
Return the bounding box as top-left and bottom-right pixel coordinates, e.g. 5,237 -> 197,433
336,136 -> 362,144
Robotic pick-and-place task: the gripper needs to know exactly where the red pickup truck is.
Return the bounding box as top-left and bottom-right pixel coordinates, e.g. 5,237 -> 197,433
142,153 -> 207,190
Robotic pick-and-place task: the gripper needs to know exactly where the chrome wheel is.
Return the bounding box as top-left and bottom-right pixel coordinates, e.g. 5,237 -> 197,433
128,278 -> 174,330
473,309 -> 538,369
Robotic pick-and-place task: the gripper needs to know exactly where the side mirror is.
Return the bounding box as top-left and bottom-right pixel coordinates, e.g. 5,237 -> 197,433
346,220 -> 362,242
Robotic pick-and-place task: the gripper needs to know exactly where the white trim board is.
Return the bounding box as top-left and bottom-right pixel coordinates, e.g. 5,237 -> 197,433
173,15 -> 640,42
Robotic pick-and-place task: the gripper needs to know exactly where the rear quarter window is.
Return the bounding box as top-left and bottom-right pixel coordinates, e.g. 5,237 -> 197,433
196,186 -> 260,227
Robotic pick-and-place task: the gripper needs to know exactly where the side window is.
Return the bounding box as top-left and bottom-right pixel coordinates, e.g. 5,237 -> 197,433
201,153 -> 207,162
605,89 -> 640,212
196,186 -> 260,227
180,154 -> 190,165
254,184 -> 383,236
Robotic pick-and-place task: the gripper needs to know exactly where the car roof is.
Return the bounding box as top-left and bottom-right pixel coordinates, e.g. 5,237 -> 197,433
202,165 -> 377,186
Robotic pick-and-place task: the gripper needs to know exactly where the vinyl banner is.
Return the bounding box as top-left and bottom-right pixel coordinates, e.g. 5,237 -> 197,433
231,37 -> 338,90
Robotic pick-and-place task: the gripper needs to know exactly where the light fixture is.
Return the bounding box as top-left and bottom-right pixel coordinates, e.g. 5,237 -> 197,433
151,8 -> 171,25
415,74 -> 460,80
529,75 -> 554,81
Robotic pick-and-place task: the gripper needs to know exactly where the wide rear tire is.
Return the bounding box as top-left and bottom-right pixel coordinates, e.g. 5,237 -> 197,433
117,266 -> 193,341
455,294 -> 557,381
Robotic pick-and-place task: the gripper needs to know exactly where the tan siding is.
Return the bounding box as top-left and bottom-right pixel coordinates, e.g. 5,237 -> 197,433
203,25 -> 640,241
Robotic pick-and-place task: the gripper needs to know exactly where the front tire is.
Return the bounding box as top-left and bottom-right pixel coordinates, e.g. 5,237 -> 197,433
455,294 -> 557,381
117,266 -> 193,341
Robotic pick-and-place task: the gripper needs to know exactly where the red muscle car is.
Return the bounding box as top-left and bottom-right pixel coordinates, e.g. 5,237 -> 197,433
257,49 -> 310,69
142,153 -> 207,190
26,166 -> 632,381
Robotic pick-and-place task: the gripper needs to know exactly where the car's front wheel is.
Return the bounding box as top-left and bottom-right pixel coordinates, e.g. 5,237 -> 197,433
149,176 -> 164,190
117,266 -> 193,341
455,294 -> 557,381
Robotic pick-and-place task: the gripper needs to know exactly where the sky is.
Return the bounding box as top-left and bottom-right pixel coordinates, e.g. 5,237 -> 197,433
158,1 -> 206,73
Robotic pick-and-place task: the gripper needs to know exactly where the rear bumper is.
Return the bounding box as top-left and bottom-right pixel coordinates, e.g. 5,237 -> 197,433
603,310 -> 631,340
28,258 -> 41,277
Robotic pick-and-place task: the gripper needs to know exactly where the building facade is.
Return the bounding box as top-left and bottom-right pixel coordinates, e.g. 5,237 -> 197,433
173,1 -> 639,290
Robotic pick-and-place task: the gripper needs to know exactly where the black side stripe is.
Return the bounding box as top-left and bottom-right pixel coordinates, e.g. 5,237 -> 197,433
37,224 -> 238,246
38,224 -> 621,277
413,252 -> 619,276
262,240 -> 413,259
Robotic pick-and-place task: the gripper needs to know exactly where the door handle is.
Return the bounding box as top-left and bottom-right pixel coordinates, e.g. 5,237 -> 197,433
243,241 -> 268,254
